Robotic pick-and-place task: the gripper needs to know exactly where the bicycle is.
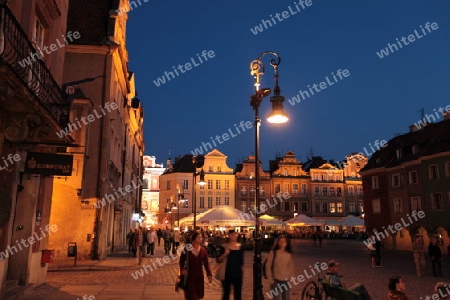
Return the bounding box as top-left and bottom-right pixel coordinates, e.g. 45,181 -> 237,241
301,271 -> 327,300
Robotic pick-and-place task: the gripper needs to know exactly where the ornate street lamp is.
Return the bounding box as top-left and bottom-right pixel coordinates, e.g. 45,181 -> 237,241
192,156 -> 206,231
250,51 -> 288,300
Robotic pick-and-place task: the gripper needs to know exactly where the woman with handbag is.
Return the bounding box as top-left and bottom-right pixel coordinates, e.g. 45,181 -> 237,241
216,230 -> 244,300
179,232 -> 212,300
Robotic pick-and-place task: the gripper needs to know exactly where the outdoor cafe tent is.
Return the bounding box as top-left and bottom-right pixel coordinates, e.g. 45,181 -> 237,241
259,214 -> 286,227
286,214 -> 324,227
181,205 -> 255,227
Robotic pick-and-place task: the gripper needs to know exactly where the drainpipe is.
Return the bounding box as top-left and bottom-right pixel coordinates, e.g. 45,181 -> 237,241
92,44 -> 111,260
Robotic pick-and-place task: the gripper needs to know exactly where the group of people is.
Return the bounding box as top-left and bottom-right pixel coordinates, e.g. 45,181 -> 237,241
413,236 -> 444,277
126,227 -> 181,264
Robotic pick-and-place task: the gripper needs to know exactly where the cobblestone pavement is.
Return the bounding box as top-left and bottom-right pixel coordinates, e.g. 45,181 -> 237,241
7,239 -> 450,300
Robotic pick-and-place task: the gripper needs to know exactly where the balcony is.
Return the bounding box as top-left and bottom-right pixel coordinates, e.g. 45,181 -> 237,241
0,4 -> 71,142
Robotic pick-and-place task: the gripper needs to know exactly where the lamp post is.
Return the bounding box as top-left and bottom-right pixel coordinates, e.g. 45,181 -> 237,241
192,156 -> 206,231
250,51 -> 289,300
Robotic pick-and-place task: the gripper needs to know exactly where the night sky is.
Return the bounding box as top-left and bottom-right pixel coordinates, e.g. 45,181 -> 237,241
126,1 -> 450,169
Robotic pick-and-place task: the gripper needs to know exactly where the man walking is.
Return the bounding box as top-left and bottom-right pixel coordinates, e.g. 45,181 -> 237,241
147,228 -> 157,258
157,228 -> 162,246
135,227 -> 145,265
162,227 -> 172,255
429,237 -> 443,277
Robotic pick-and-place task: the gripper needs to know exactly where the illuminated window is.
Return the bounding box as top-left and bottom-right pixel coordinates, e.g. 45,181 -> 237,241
250,186 -> 255,196
225,180 -> 230,190
259,186 -> 265,196
275,184 -> 281,193
330,202 -> 336,213
330,187 -> 335,196
372,199 -> 381,213
240,186 -> 247,196
337,202 -> 343,213
411,197 -> 422,211
393,198 -> 402,213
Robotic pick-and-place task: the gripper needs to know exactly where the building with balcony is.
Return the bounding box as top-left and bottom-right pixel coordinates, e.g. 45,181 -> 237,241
48,0 -> 144,260
0,0 -> 72,294
361,116 -> 450,252
269,151 -> 309,219
235,155 -> 271,215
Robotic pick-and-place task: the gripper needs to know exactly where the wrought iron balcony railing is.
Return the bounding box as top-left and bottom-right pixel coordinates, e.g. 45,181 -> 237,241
0,4 -> 70,128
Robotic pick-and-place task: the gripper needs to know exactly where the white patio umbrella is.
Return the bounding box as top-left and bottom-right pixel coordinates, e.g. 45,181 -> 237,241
340,215 -> 365,227
183,205 -> 255,226
286,214 -> 324,226
259,214 -> 286,227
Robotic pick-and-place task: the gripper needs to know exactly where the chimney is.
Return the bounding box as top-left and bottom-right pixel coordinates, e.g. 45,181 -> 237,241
167,158 -> 173,171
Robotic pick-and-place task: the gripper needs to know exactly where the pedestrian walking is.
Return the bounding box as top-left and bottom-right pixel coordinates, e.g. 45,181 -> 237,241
163,228 -> 172,255
412,236 -> 424,276
317,230 -> 323,247
217,230 -> 244,300
172,229 -> 181,252
126,229 -> 134,256
312,232 -> 317,246
147,228 -> 157,258
429,237 -> 443,277
375,236 -> 383,267
179,232 -> 212,300
265,235 -> 293,300
135,227 -> 145,264
387,276 -> 409,300
157,228 -> 162,246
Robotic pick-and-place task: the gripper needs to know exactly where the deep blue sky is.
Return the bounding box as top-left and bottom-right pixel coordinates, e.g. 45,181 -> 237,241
126,1 -> 450,169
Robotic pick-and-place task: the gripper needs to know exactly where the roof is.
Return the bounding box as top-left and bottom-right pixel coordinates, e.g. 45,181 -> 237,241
361,118 -> 450,171
164,154 -> 204,174
68,0 -> 115,45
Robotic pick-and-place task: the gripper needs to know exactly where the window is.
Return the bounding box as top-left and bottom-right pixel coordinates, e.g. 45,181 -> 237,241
166,180 -> 171,190
328,174 -> 333,181
200,197 -> 205,208
301,184 -> 307,194
429,165 -> 439,180
349,202 -> 355,213
293,202 -> 299,211
393,198 -> 402,213
322,187 -> 327,196
225,180 -> 230,190
337,187 -> 342,196
409,171 -> 418,184
330,187 -> 335,196
314,187 -> 320,196
330,202 -> 336,213
250,186 -> 255,196
445,162 -> 450,178
259,186 -> 265,196
293,170 -> 297,176
301,202 -> 308,212
348,186 -> 354,196
431,193 -> 443,210
207,197 -> 213,208
372,176 -> 379,189
411,197 -> 422,211
396,149 -> 402,159
284,169 -> 288,176
209,166 -> 213,172
412,145 -> 419,155
321,174 -> 326,181
337,202 -> 343,213
293,184 -> 299,194
216,197 -> 221,206
241,201 -> 247,212
275,184 -> 281,193
357,186 -> 363,196
392,174 -> 400,187
372,199 -> 381,213
315,203 -> 320,213
336,175 -> 341,181
240,186 -> 247,196
33,18 -> 45,50
183,180 -> 189,190
284,184 -> 289,193
224,197 -> 230,205
217,166 -> 221,172
142,179 -> 149,189
216,180 -> 221,189
284,202 -> 290,211
207,180 -> 213,189
322,203 -> 328,213
313,174 -> 318,181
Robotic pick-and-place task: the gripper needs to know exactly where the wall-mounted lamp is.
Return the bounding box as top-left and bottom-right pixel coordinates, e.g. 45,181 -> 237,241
76,189 -> 82,197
